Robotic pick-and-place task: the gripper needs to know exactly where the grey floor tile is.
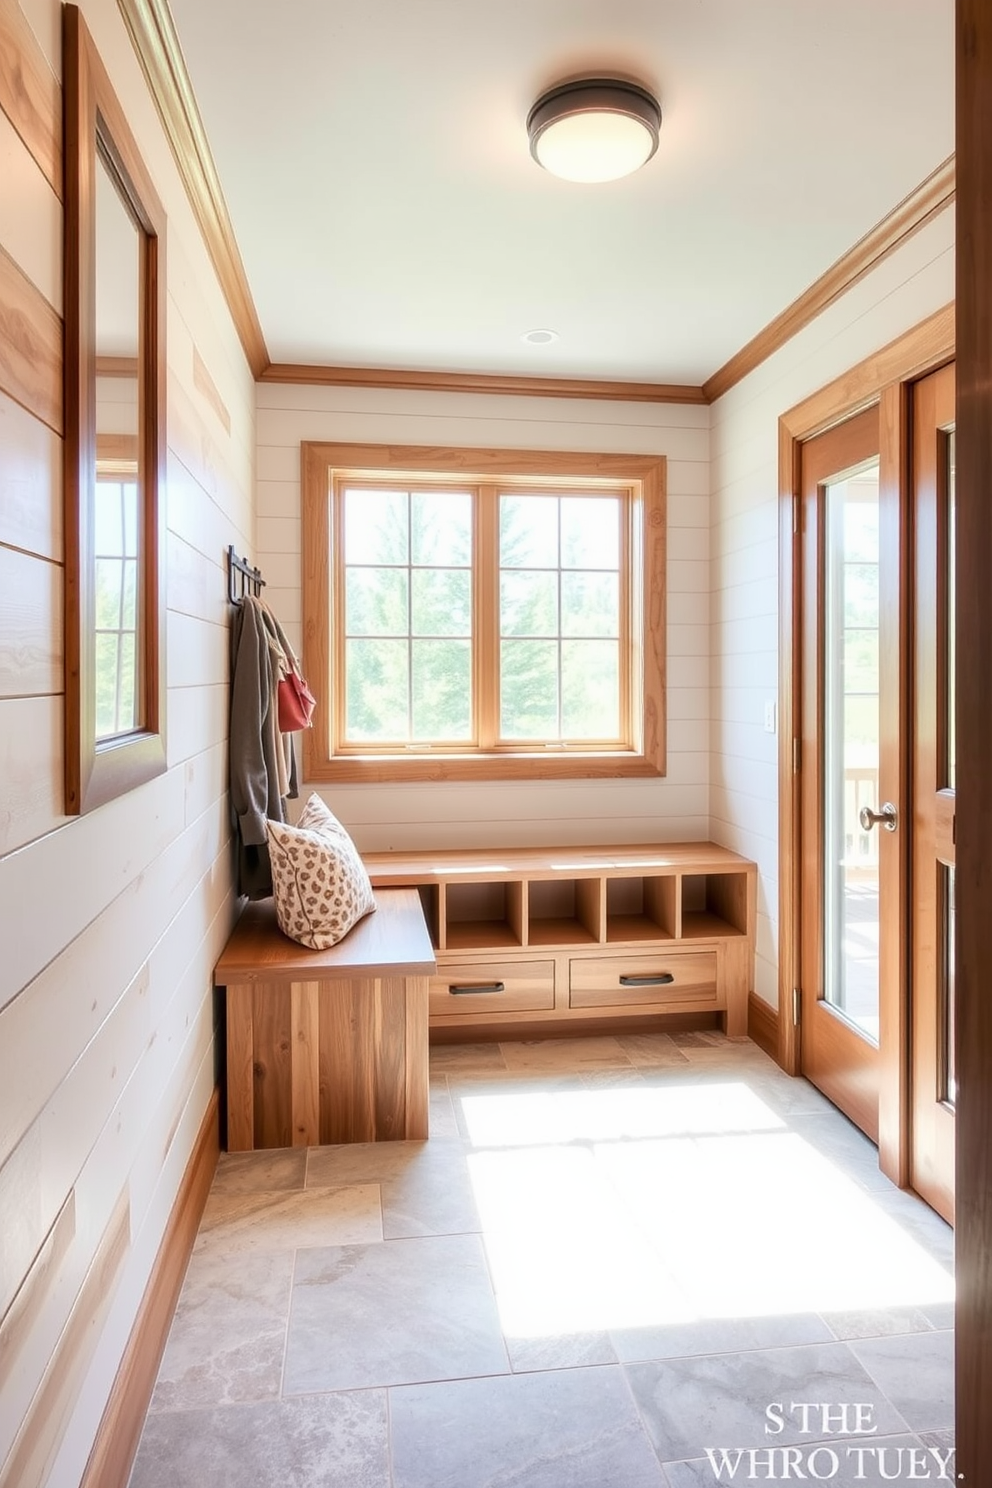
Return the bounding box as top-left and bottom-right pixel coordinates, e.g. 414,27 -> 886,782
428,1077 -> 460,1137
428,1042 -> 507,1074
921,1301 -> 955,1329
149,1250 -> 293,1411
284,1233 -> 508,1391
194,1184 -> 382,1255
390,1365 -> 667,1488
499,1035 -> 633,1071
128,1391 -> 389,1488
625,1342 -> 911,1463
611,1311 -> 835,1363
614,1032 -> 692,1068
868,1189 -> 956,1268
210,1147 -> 308,1195
919,1428 -> 956,1451
822,1306 -> 935,1341
504,1330 -> 618,1373
850,1329 -> 955,1432
307,1137 -> 480,1237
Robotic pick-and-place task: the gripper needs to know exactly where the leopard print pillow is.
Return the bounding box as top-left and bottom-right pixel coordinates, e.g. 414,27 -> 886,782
266,793 -> 376,950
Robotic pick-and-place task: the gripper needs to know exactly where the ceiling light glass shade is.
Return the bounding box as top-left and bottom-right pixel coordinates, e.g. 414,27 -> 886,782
527,79 -> 661,183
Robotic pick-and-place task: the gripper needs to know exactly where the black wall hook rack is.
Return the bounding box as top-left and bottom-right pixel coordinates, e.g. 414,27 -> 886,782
227,545 -> 265,605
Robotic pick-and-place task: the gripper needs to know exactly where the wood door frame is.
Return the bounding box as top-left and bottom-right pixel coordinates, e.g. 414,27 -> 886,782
955,0 -> 992,1465
777,304 -> 955,1184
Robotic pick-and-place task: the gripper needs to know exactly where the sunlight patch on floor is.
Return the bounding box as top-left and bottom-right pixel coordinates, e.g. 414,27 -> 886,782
458,1081 -> 785,1149
463,1084 -> 954,1341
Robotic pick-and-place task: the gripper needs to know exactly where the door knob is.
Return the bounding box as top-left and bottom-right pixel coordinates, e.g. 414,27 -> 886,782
859,802 -> 898,833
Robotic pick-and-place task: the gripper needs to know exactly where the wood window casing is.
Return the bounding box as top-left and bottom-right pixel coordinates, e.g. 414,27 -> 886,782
301,443 -> 667,783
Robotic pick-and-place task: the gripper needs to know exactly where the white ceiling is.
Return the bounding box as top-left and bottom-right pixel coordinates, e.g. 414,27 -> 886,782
167,0 -> 954,385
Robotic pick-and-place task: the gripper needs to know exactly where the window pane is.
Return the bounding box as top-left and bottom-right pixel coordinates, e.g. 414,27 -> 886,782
95,632 -> 119,738
844,629 -> 879,693
345,638 -> 409,740
412,639 -> 471,740
412,568 -> 472,636
500,639 -> 559,737
122,558 -> 138,630
346,567 -> 409,635
122,480 -> 139,558
561,572 -> 619,637
562,640 -> 620,737
843,564 -> 879,627
95,559 -> 123,629
119,631 -> 137,730
94,482 -> 122,556
500,571 -> 558,637
500,495 -> 558,568
411,491 -> 472,565
561,496 -> 619,569
344,489 -> 409,564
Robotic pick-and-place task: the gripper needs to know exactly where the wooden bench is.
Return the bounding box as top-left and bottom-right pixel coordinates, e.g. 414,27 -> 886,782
214,888 -> 436,1151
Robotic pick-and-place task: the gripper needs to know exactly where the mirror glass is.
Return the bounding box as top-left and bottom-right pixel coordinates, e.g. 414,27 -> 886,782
94,147 -> 142,740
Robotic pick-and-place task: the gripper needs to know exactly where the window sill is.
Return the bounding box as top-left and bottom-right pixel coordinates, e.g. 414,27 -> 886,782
302,750 -> 665,785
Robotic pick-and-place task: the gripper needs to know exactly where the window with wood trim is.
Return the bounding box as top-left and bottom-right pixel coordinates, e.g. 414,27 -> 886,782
301,443 -> 667,783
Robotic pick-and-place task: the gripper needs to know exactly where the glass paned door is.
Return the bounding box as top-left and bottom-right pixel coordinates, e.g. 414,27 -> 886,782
800,406 -> 887,1142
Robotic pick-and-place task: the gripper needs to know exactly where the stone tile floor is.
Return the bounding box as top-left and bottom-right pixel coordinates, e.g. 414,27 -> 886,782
128,1032 -> 955,1487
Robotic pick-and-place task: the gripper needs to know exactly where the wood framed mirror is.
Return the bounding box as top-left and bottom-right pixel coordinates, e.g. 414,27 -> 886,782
63,3 -> 167,814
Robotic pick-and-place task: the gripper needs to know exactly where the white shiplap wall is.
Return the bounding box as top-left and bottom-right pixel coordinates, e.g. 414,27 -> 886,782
709,204 -> 955,1006
255,386 -> 711,850
0,0 -> 253,1483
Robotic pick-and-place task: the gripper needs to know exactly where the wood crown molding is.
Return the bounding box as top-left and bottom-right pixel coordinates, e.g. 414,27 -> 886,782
704,154 -> 956,404
261,361 -> 707,406
115,0 -> 268,377
78,1091 -> 220,1488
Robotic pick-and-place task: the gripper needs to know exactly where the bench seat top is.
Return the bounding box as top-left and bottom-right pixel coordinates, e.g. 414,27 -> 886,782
214,888 -> 436,986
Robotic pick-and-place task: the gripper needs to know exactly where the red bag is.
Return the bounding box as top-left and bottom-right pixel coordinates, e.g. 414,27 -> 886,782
278,669 -> 316,731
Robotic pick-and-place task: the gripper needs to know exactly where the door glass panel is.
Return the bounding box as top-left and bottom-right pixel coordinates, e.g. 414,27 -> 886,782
823,464 -> 881,1042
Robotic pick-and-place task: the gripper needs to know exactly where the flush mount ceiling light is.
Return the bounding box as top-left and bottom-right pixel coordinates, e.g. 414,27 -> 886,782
521,328 -> 559,345
527,77 -> 661,183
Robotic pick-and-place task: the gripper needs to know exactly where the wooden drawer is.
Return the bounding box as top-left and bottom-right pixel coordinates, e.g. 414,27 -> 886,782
430,959 -> 555,1016
569,948 -> 718,1009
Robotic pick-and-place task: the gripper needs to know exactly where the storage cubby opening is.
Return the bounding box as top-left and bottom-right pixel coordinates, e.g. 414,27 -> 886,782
444,881 -> 523,950
680,873 -> 748,938
527,877 -> 600,946
605,875 -> 676,942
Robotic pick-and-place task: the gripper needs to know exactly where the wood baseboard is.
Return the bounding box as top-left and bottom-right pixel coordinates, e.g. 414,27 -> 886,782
747,992 -> 781,1063
429,1012 -> 722,1045
78,1089 -> 220,1488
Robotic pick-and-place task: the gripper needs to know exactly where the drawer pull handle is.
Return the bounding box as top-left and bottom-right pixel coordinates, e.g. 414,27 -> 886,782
449,981 -> 506,996
618,973 -> 675,988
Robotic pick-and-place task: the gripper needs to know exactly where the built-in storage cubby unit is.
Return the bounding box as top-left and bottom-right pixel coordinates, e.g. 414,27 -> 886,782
605,874 -> 677,942
362,844 -> 756,1040
680,872 -> 750,939
443,879 -> 524,951
527,877 -> 600,946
